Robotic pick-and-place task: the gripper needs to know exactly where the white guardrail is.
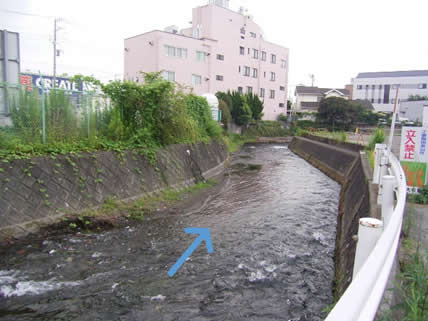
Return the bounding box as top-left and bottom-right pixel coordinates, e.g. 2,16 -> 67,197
325,143 -> 407,321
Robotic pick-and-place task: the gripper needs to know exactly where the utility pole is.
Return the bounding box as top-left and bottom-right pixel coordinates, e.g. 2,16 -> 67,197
52,18 -> 62,88
309,74 -> 315,87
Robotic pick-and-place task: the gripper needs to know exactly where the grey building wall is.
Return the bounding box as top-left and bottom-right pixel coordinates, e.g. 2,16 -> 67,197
399,100 -> 428,122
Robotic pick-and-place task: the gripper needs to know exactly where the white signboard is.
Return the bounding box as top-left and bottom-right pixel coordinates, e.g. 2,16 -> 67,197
400,126 -> 428,190
423,106 -> 428,128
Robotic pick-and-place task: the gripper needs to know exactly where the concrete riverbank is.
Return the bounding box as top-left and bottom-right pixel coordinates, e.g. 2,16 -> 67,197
289,135 -> 378,298
0,141 -> 228,240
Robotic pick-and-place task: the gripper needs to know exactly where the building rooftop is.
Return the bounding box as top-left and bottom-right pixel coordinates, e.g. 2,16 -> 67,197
356,70 -> 428,79
295,86 -> 349,96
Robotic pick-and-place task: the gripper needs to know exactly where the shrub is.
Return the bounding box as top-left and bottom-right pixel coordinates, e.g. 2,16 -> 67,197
277,113 -> 288,122
367,128 -> 385,151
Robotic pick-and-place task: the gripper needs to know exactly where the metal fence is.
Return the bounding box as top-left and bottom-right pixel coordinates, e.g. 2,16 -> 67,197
0,80 -> 111,147
325,144 -> 407,321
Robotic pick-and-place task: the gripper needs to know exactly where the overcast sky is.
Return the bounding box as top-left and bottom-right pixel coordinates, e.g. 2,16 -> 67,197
1,0 -> 427,96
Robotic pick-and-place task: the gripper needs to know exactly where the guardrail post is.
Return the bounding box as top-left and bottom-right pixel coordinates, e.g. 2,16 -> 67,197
353,217 -> 383,280
373,144 -> 386,184
381,175 -> 395,228
377,155 -> 389,205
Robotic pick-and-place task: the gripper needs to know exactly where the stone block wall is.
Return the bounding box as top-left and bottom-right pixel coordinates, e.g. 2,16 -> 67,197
0,141 -> 228,240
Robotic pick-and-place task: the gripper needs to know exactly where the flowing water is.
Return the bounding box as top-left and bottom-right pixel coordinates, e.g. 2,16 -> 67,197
0,144 -> 340,321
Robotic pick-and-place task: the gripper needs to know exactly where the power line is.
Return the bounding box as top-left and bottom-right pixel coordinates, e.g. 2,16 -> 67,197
0,9 -> 54,18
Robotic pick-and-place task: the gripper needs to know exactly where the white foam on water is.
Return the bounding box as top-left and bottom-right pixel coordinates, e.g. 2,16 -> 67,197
0,270 -> 19,285
151,294 -> 166,301
272,146 -> 287,149
0,280 -> 80,297
91,252 -> 103,258
0,270 -> 80,298
248,270 -> 267,282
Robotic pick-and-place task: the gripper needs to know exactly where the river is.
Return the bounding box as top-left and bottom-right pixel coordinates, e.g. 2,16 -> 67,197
0,144 -> 340,321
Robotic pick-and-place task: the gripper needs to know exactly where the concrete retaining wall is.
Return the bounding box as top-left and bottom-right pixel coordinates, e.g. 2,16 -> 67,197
289,136 -> 377,298
0,141 -> 228,240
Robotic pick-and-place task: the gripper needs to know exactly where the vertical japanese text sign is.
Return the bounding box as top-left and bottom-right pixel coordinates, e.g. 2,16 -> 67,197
400,127 -> 428,191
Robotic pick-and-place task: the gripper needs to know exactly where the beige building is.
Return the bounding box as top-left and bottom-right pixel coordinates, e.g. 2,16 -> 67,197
294,86 -> 350,112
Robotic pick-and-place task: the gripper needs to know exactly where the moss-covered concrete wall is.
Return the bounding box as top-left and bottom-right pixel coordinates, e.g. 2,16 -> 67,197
289,136 -> 376,298
0,141 -> 228,240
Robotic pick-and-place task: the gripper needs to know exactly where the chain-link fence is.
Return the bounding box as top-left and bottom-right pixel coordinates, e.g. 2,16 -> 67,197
0,81 -> 112,148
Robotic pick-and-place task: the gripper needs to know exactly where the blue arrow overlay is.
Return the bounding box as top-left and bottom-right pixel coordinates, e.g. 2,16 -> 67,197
168,227 -> 213,277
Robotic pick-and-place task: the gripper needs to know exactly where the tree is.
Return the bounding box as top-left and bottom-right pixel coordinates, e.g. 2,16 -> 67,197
246,92 -> 264,120
318,97 -> 353,130
218,99 -> 232,129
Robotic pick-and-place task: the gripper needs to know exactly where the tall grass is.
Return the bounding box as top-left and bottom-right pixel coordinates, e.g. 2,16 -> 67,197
396,245 -> 428,321
367,128 -> 385,151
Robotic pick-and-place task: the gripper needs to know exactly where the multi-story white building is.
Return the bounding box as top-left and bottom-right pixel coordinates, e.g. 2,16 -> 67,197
352,70 -> 428,113
124,0 -> 289,120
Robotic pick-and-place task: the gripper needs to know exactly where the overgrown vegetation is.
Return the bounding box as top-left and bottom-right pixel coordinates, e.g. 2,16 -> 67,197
396,245 -> 428,321
216,90 -> 264,126
0,72 -> 223,161
243,120 -> 290,137
317,97 -> 379,131
407,186 -> 428,204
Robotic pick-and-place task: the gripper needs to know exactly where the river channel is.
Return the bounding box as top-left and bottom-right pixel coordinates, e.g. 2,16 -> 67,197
0,144 -> 340,321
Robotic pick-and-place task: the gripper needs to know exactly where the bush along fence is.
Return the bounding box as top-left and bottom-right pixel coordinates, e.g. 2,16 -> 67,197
1,77 -> 111,147
0,72 -> 223,160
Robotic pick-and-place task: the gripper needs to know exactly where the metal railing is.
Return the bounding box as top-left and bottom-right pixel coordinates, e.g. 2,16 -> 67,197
325,144 -> 407,321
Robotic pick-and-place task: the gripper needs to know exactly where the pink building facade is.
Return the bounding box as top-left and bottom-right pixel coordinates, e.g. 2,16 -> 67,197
124,1 -> 289,120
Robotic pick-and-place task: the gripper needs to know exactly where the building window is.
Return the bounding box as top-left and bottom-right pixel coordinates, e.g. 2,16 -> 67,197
217,54 -> 224,61
252,68 -> 258,78
164,45 -> 187,58
216,75 -> 224,81
279,103 -> 285,107
162,71 -> 175,82
371,98 -> 374,103
250,32 -> 256,38
164,45 -> 176,56
270,90 -> 275,99
176,48 -> 188,58
271,54 -> 276,64
378,98 -> 382,103
261,51 -> 266,61
418,83 -> 427,89
238,86 -> 243,94
280,59 -> 286,68
280,86 -> 285,91
357,85 -> 362,90
379,85 -> 383,89
264,71 -> 266,78
196,51 -> 206,62
240,46 -> 245,55
244,66 -> 250,76
238,66 -> 241,73
247,86 -> 253,94
248,48 -> 250,55
270,72 -> 276,81
192,74 -> 202,85
390,99 -> 395,104
240,27 -> 245,35
253,49 -> 258,59
260,88 -> 265,97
